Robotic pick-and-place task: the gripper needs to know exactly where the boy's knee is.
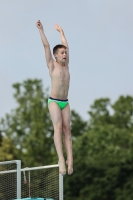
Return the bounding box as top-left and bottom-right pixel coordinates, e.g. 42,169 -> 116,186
54,123 -> 62,132
63,125 -> 71,133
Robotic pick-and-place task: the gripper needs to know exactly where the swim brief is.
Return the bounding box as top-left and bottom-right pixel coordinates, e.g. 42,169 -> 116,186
48,97 -> 68,110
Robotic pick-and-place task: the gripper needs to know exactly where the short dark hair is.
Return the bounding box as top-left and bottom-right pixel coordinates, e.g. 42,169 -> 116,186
53,44 -> 67,54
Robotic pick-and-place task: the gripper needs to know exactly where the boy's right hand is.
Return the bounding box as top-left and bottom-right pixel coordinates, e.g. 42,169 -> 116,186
36,20 -> 43,30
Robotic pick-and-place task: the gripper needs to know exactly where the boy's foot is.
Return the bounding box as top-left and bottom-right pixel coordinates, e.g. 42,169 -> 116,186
58,160 -> 66,175
66,160 -> 73,175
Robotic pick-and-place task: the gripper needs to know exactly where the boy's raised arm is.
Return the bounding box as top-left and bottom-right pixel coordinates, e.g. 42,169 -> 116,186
55,24 -> 69,63
36,20 -> 54,69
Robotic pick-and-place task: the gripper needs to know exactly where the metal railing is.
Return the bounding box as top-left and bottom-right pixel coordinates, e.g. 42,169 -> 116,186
0,160 -> 63,200
0,160 -> 21,199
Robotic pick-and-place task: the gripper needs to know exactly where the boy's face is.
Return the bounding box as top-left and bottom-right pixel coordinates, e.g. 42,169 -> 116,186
54,48 -> 67,64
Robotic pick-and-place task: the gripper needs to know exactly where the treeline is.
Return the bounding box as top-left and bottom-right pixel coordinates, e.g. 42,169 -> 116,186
0,79 -> 133,200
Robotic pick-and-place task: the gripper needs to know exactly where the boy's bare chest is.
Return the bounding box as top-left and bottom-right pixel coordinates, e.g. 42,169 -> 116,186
52,65 -> 70,80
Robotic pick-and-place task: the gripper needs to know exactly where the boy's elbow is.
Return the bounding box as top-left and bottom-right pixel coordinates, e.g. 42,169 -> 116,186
43,43 -> 50,48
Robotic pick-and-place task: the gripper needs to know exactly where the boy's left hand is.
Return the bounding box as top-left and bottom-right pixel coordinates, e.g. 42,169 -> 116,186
55,24 -> 63,33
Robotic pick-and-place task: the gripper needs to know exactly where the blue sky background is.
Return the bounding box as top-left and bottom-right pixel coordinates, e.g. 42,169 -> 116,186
0,0 -> 133,120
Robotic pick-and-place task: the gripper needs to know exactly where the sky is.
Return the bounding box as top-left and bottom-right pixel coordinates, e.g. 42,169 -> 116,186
0,0 -> 133,120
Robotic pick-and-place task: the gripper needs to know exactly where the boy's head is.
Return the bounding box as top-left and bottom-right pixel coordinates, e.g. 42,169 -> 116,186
53,44 -> 67,63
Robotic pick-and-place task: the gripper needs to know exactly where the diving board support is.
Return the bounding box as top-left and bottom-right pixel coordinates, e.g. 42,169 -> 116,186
59,173 -> 63,200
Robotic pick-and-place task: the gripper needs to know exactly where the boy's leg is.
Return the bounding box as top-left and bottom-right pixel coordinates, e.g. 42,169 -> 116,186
48,102 -> 66,175
62,104 -> 73,175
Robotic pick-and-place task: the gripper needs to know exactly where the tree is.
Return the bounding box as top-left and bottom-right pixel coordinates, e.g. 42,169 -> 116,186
88,96 -> 133,130
64,95 -> 133,200
71,110 -> 87,138
88,98 -> 111,129
0,79 -> 55,167
112,95 -> 133,129
1,79 -> 133,200
0,132 -> 18,161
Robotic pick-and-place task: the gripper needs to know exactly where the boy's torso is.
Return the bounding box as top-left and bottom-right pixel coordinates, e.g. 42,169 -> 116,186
49,61 -> 70,100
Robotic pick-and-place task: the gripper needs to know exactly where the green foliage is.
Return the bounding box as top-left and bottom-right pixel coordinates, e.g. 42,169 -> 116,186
88,96 -> 133,130
71,110 -> 87,138
0,79 -> 55,167
88,98 -> 111,128
0,135 -> 18,161
112,96 -> 133,129
1,78 -> 133,200
64,96 -> 133,200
